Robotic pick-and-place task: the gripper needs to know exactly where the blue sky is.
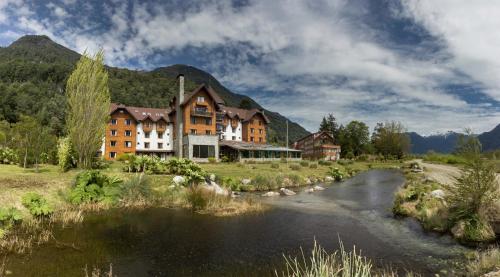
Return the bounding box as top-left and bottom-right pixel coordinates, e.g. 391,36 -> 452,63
0,0 -> 499,135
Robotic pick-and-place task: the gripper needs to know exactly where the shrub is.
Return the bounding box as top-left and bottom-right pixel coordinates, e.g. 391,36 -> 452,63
338,159 -> 353,166
239,184 -> 256,192
357,154 -> 369,161
220,177 -> 241,191
288,174 -> 301,186
0,207 -> 22,230
208,157 -> 216,164
329,167 -> 344,181
57,137 -> 74,172
21,192 -> 53,217
68,170 -> 123,205
309,163 -> 318,169
92,157 -> 111,170
299,161 -> 309,167
252,175 -> 271,190
0,147 -> 18,165
116,153 -> 135,162
185,186 -> 209,211
318,160 -> 332,166
289,164 -> 301,171
271,163 -> 280,169
345,151 -> 355,160
120,174 -> 152,203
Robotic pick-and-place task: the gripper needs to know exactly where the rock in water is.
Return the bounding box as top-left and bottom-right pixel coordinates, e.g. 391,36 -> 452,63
279,188 -> 296,196
173,176 -> 185,185
325,176 -> 334,182
304,188 -> 314,193
262,191 -> 280,197
210,181 -> 229,196
313,185 -> 325,191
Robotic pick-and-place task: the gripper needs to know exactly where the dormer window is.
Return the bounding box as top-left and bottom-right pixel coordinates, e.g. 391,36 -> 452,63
125,119 -> 131,126
197,96 -> 205,103
111,119 -> 117,125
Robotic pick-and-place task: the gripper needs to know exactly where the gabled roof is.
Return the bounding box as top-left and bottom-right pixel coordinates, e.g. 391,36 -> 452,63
110,103 -> 171,122
219,105 -> 270,124
294,131 -> 336,144
182,84 -> 225,106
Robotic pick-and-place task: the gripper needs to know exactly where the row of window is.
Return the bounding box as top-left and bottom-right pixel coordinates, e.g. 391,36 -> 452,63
250,128 -> 264,134
249,137 -> 263,142
109,141 -> 167,149
110,130 -> 168,139
190,129 -> 212,135
190,116 -> 212,125
110,119 -> 166,129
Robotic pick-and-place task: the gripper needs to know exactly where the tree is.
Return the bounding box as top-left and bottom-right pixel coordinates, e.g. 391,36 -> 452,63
66,50 -> 110,169
11,115 -> 55,170
344,121 -> 370,156
318,113 -> 339,138
454,128 -> 482,160
371,121 -> 410,159
238,99 -> 252,110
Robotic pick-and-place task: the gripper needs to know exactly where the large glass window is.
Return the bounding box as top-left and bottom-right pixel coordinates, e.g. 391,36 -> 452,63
193,145 -> 215,158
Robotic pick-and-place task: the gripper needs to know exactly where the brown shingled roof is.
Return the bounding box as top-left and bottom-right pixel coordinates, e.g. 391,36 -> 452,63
110,103 -> 171,122
219,105 -> 270,123
181,84 -> 225,106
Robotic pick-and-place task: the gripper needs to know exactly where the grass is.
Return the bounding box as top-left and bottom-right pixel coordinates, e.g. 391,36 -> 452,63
466,247 -> 500,276
277,239 -> 417,277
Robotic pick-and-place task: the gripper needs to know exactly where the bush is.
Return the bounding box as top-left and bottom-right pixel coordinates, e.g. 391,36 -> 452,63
124,155 -> 166,174
116,153 -> 135,162
0,147 -> 18,165
329,167 -> 344,181
208,157 -> 216,164
185,186 -> 209,211
220,177 -> 241,191
120,174 -> 152,203
309,163 -> 318,169
344,151 -> 355,160
338,159 -> 353,166
299,161 -> 309,167
0,207 -> 22,232
288,174 -> 301,186
252,175 -> 271,190
318,160 -> 332,166
21,192 -> 53,217
68,170 -> 123,205
270,163 -> 280,169
289,164 -> 301,171
57,137 -> 74,172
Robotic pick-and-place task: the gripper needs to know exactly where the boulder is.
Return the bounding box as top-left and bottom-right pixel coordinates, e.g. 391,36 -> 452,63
241,179 -> 251,185
262,191 -> 280,197
210,174 -> 216,182
325,176 -> 334,182
451,221 -> 465,239
305,178 -> 312,185
482,270 -> 500,277
304,188 -> 314,193
210,181 -> 229,196
313,185 -> 325,191
430,189 -> 445,199
279,188 -> 296,196
282,177 -> 293,187
173,175 -> 185,185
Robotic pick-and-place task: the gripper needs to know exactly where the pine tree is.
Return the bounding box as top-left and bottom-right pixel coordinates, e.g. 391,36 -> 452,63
66,50 -> 110,169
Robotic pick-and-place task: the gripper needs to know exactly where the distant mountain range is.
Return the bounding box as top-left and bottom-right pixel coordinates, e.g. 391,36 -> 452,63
0,35 -> 309,143
408,124 -> 500,153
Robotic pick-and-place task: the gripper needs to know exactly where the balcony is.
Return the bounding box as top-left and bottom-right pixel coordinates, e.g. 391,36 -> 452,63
191,109 -> 213,117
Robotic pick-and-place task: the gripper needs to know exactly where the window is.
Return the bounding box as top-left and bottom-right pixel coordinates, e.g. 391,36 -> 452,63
250,137 -> 254,142
259,138 -> 263,143
125,130 -> 132,137
144,132 -> 150,138
190,129 -> 197,135
145,121 -> 152,128
125,141 -> 132,148
197,96 -> 205,103
109,152 -> 116,159
111,130 -> 117,136
259,129 -> 263,134
258,120 -> 262,126
144,142 -> 150,149
110,141 -> 116,147
193,145 -> 215,158
158,123 -> 164,129
125,119 -> 132,125
250,128 -> 254,134
206,130 -> 211,135
158,132 -> 163,139
205,118 -> 211,125
158,143 -> 163,149
111,119 -> 117,125
232,136 -> 236,140
191,116 -> 196,124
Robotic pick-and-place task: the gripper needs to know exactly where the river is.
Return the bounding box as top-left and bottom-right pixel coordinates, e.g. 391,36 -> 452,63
5,169 -> 468,276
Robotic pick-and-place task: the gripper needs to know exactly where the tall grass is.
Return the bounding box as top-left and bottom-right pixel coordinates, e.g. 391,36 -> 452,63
277,240 -> 416,277
466,247 -> 500,276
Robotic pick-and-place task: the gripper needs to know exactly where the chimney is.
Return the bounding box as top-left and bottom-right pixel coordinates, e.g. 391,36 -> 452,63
176,74 -> 184,158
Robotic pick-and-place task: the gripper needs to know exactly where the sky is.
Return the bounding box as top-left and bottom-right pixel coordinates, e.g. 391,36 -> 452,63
0,0 -> 499,135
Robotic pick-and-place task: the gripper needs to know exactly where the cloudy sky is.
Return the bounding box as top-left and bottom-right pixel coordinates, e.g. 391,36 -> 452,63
0,0 -> 499,135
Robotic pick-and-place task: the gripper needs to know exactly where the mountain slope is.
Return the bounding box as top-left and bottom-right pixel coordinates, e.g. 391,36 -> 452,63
408,124 -> 499,154
0,35 -> 309,143
478,124 -> 500,151
154,65 -> 309,143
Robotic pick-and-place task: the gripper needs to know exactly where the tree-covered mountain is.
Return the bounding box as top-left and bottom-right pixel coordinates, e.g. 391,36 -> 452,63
0,35 -> 309,143
408,124 -> 499,154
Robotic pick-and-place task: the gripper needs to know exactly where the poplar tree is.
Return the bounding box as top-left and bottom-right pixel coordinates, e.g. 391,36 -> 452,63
66,50 -> 110,169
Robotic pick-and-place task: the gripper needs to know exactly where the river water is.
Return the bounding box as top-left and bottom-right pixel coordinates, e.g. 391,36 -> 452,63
5,169 -> 468,276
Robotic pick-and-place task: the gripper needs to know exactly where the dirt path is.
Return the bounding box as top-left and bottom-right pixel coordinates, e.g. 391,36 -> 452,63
414,159 -> 462,186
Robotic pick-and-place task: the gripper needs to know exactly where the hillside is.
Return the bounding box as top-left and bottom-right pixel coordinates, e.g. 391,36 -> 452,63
0,35 -> 309,143
408,124 -> 500,154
